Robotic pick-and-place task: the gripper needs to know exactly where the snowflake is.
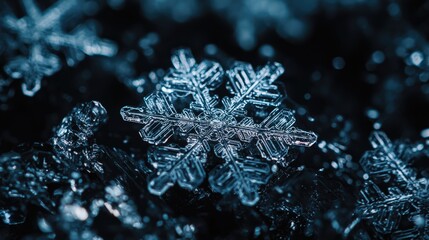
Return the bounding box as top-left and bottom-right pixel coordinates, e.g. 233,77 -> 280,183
356,131 -> 429,239
121,49 -> 317,206
1,0 -> 117,96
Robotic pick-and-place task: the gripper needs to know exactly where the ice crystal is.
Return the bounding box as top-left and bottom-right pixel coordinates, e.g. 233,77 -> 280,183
51,101 -> 108,166
0,101 -> 107,225
357,131 -> 429,238
0,144 -> 68,225
121,49 -> 317,205
1,101 -> 195,239
1,0 -> 117,96
39,146 -> 195,240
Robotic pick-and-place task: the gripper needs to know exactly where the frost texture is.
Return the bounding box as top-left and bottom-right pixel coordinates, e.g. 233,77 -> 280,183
357,131 -> 429,239
121,49 -> 317,205
0,101 -> 107,225
0,145 -> 67,225
1,0 -> 117,96
1,101 -> 195,239
51,101 -> 108,166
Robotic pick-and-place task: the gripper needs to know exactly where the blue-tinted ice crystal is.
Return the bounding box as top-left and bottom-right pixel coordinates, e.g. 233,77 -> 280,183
0,101 -> 107,225
357,131 -> 429,238
1,101 -> 195,239
121,49 -> 317,205
1,0 -> 117,96
51,101 -> 108,166
0,146 -> 67,225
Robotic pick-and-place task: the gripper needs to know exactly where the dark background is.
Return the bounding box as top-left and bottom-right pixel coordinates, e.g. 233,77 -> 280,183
1,0 -> 429,239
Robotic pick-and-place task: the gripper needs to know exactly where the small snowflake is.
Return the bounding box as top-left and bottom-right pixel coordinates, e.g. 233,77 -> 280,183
357,131 -> 429,238
1,0 -> 117,96
121,49 -> 317,205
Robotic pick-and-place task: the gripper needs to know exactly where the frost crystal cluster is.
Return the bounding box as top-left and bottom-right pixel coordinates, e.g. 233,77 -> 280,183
0,101 -> 107,225
51,100 -> 108,166
0,0 -> 117,96
357,131 -> 429,239
121,49 -> 317,206
1,101 -> 195,239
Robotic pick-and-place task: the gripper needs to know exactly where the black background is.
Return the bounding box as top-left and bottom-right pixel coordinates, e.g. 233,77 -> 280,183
1,0 -> 429,239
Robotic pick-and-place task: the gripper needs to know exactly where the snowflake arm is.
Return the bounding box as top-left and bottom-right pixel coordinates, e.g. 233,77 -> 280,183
209,141 -> 271,206
5,45 -> 61,96
147,142 -> 208,195
254,108 -> 317,160
121,95 -> 317,161
21,0 -> 42,20
46,24 -> 117,66
356,181 -> 412,234
224,61 -> 284,114
360,131 -> 418,189
357,131 -> 429,237
162,49 -> 223,111
27,0 -> 78,31
121,92 -> 181,145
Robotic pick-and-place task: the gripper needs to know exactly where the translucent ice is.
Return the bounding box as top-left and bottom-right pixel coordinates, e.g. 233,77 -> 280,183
0,145 -> 67,225
121,49 -> 317,205
357,131 -> 429,238
1,101 -> 195,239
0,101 -> 107,225
1,0 -> 117,96
51,101 -> 108,165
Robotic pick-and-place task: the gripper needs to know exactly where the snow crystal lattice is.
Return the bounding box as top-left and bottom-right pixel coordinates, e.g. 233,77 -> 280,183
51,100 -> 108,165
357,131 -> 429,238
1,0 -> 117,96
121,49 -> 317,206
